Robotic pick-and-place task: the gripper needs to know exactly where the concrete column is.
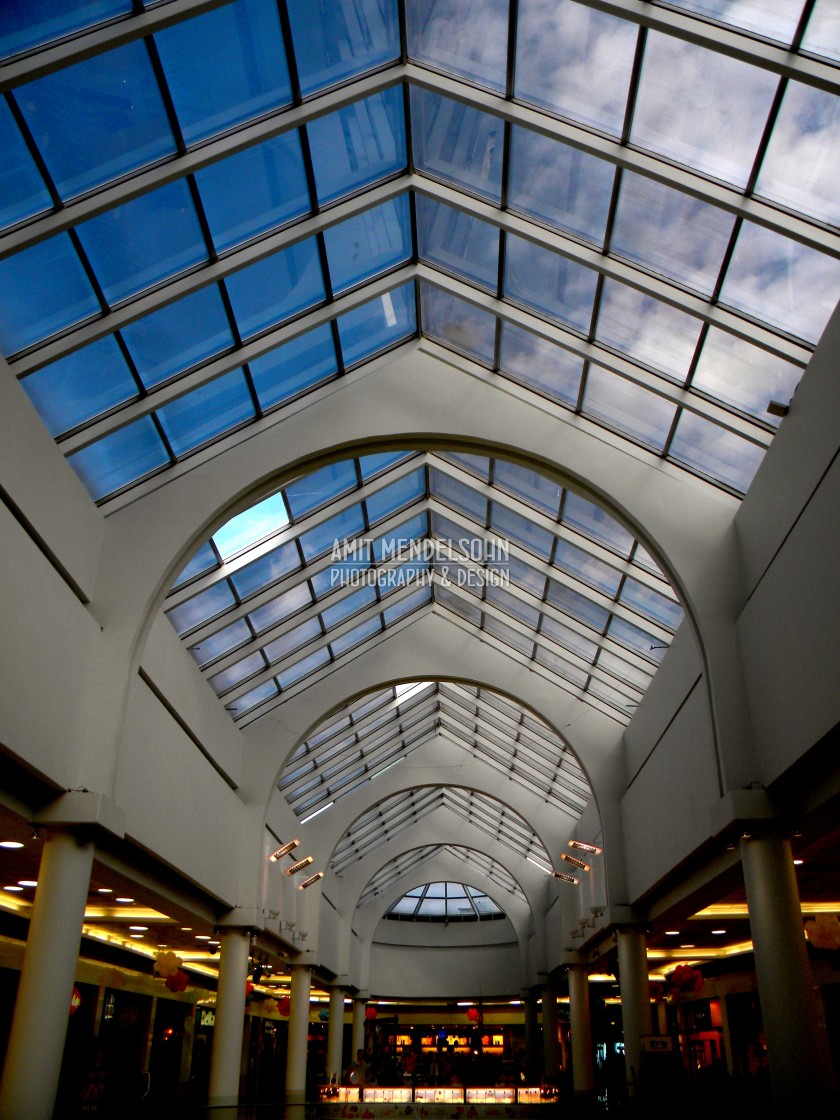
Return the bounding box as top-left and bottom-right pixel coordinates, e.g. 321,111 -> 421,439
568,965 -> 595,1096
615,927 -> 652,1097
285,963 -> 312,1111
0,827 -> 94,1120
542,985 -> 561,1077
208,927 -> 250,1107
326,986 -> 345,1082
741,833 -> 833,1106
352,998 -> 366,1058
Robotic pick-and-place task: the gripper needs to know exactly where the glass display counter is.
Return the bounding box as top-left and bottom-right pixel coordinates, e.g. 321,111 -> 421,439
363,1088 -> 413,1103
319,1086 -> 360,1102
466,1088 -> 516,1104
414,1087 -> 465,1104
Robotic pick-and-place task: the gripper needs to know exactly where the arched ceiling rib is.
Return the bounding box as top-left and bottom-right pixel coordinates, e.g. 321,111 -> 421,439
359,846 -> 526,909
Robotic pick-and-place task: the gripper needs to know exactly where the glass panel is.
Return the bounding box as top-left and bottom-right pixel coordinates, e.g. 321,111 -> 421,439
225,237 -> 325,339
553,539 -> 621,596
801,0 -> 840,62
21,334 -> 137,437
539,614 -> 597,660
210,651 -> 265,694
486,583 -> 540,628
441,453 -> 490,481
719,222 -> 840,343
330,615 -> 382,658
360,451 -> 412,479
509,126 -> 615,246
515,0 -> 637,137
416,194 -> 499,290
620,577 -> 683,631
0,97 -> 53,229
18,41 -> 175,198
321,585 -> 377,629
630,30 -> 778,188
596,647 -> 652,691
546,580 -> 609,631
611,173 -> 735,296
420,283 -> 496,364
76,179 -> 206,305
286,0 -> 399,96
226,678 -> 278,716
755,82 -> 840,226
308,88 -> 406,205
595,281 -> 702,381
690,327 -> 802,425
562,492 -> 634,557
67,415 -> 169,501
336,281 -> 416,366
506,555 -> 546,598
410,86 -> 503,202
435,583 -> 483,625
324,195 -> 412,294
499,323 -> 583,406
505,234 -> 598,333
366,467 -> 425,524
485,614 -> 534,656
372,511 -> 427,563
172,541 -> 218,589
213,493 -> 289,560
248,582 -> 313,633
195,132 -> 310,253
285,460 -> 358,520
121,285 -> 234,389
0,0 -> 133,59
383,584 -> 431,625
250,324 -> 338,410
155,0 -> 292,146
665,0 -> 805,44
406,0 -> 508,92
166,581 -> 236,637
299,505 -> 367,561
490,502 -> 554,560
534,644 -> 588,687
493,461 -> 561,517
156,369 -> 255,456
582,366 -> 676,451
430,468 -> 488,524
607,615 -> 663,660
231,540 -> 300,598
669,410 -> 765,493
0,234 -> 99,354
264,617 -> 323,663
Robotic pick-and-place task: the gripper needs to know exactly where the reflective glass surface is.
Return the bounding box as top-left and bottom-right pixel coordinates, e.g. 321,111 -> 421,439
286,0 -> 400,97
416,195 -> 499,290
324,195 -> 412,294
156,369 -> 255,456
582,367 -> 676,451
0,98 -> 53,230
249,324 -> 338,410
663,0 -> 806,44
505,234 -> 598,333
225,238 -> 325,339
407,0 -> 508,92
420,282 -> 496,364
498,324 -> 583,406
336,282 -> 417,365
0,0 -> 133,59
308,88 -> 406,205
411,87 -> 503,202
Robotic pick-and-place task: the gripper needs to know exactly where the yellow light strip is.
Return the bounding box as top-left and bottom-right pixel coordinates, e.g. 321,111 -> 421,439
692,902 -> 840,919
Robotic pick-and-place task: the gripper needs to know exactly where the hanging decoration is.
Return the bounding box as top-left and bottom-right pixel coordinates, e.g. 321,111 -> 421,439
365,1005 -> 378,1020
466,1007 -> 480,1022
154,950 -> 183,979
666,964 -> 704,1001
319,1007 -> 329,1021
805,913 -> 840,950
277,996 -> 291,1016
164,970 -> 189,993
70,987 -> 82,1016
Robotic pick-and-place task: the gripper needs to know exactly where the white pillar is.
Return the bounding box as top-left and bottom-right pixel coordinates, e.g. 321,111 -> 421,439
352,998 -> 366,1058
285,964 -> 312,1108
0,828 -> 94,1120
542,986 -> 561,1077
208,927 -> 250,1107
615,927 -> 652,1097
326,986 -> 345,1082
568,965 -> 595,1096
741,834 -> 833,1106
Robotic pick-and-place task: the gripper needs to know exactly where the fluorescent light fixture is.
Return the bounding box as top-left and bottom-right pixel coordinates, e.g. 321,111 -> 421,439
299,871 -> 324,889
3,885 -> 23,892
17,880 -> 37,888
115,897 -> 135,903
569,840 -> 602,855
527,856 -> 553,874
300,802 -> 333,824
552,871 -> 578,885
0,841 -> 23,849
561,854 -> 590,871
285,856 -> 314,876
269,839 -> 300,862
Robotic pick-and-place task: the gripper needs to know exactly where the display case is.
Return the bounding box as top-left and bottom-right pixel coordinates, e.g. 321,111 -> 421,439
363,1088 -> 413,1103
466,1088 -> 516,1104
319,1086 -> 360,1102
414,1087 -> 465,1104
516,1088 -> 543,1103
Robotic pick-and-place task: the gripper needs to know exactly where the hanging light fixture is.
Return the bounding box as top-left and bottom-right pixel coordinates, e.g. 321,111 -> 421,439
269,839 -> 300,862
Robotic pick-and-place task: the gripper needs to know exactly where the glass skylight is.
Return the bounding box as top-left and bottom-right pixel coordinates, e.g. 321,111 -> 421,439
385,881 -> 505,921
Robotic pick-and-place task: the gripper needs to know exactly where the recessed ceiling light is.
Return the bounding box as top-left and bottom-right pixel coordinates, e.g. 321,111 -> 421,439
3,885 -> 23,892
793,859 -> 804,866
97,887 -> 113,894
129,925 -> 148,931
680,944 -> 696,949
665,930 -> 680,936
711,929 -> 727,935
181,926 -> 193,931
115,897 -> 135,903
130,934 -> 144,939
208,940 -> 220,946
18,880 -> 37,888
0,841 -> 24,849
195,935 -> 211,941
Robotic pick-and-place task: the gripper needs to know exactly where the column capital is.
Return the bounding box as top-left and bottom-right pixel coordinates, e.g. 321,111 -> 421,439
34,789 -> 125,840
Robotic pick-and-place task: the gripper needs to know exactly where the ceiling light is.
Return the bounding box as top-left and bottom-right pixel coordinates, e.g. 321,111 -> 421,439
561,854 -> 590,871
299,871 -> 324,889
130,934 -> 144,940
3,885 -> 23,892
711,929 -> 727,935
526,856 -> 553,874
665,930 -> 680,936
129,925 -> 148,931
115,897 -> 135,904
0,841 -> 23,849
552,871 -> 578,885
97,888 -> 113,894
569,840 -> 602,855
269,839 -> 299,862
181,926 -> 193,931
17,880 -> 37,888
793,859 -> 804,866
195,935 -> 211,941
300,802 -> 334,824
285,856 -> 314,876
